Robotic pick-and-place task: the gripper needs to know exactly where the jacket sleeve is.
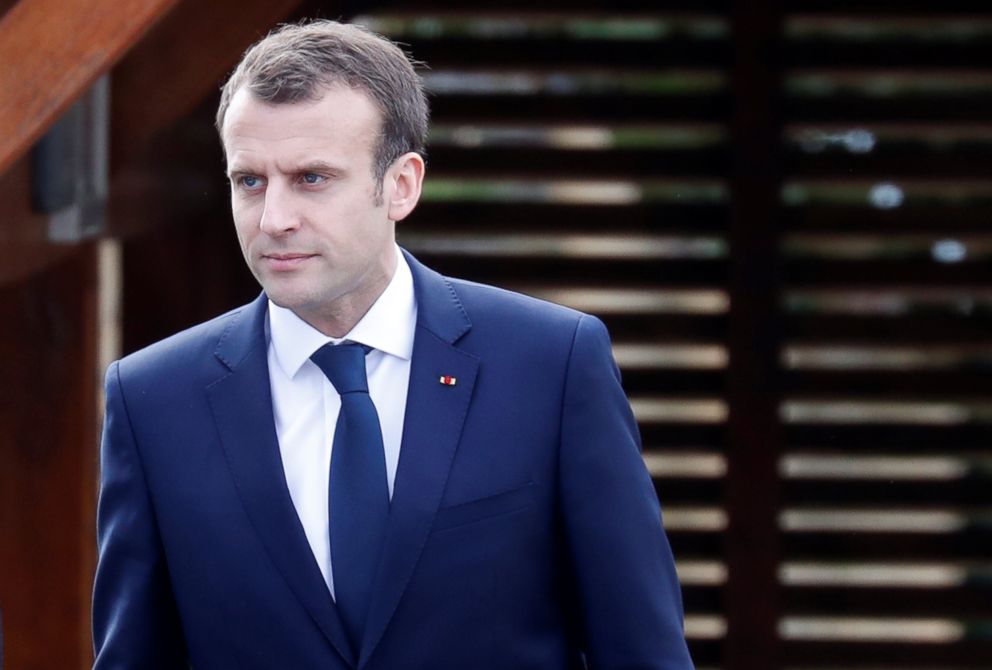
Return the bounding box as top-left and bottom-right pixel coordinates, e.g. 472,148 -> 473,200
558,315 -> 694,669
92,361 -> 188,669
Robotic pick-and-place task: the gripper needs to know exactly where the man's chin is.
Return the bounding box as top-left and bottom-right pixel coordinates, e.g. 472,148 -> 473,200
261,285 -> 312,312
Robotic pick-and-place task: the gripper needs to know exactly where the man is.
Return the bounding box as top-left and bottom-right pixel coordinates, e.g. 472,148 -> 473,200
93,19 -> 693,670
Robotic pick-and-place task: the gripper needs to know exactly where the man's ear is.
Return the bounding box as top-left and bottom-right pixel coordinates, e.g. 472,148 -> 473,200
386,152 -> 425,222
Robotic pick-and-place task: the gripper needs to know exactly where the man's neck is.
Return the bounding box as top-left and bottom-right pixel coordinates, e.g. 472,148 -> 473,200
296,248 -> 398,338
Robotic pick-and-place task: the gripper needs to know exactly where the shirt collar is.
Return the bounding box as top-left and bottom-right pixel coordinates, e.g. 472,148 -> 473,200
267,247 -> 417,379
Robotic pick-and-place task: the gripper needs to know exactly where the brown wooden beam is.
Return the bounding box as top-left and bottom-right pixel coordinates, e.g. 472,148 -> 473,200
0,0 -> 19,20
0,0 -> 181,176
0,245 -> 99,669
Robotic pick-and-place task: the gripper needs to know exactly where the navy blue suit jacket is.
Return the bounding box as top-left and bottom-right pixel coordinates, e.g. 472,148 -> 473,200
93,251 -> 693,669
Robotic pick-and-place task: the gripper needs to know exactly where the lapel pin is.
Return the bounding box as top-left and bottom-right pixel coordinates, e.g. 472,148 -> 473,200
439,375 -> 457,386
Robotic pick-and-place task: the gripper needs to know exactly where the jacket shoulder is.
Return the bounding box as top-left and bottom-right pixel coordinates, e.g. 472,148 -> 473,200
115,301 -> 255,385
446,276 -> 591,334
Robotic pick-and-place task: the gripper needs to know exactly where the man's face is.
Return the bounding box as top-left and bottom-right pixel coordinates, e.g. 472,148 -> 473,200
222,84 -> 399,332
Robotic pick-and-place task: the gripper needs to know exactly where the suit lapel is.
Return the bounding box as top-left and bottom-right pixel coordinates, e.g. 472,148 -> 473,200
205,294 -> 356,667
358,252 -> 478,667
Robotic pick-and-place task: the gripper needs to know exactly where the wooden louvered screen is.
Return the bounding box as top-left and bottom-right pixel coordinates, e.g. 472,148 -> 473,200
778,9 -> 992,670
353,6 -> 992,669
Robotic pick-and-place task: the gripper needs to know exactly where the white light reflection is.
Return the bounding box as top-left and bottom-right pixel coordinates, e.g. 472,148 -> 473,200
796,128 -> 876,154
868,182 -> 904,209
843,129 -> 876,153
932,239 -> 967,263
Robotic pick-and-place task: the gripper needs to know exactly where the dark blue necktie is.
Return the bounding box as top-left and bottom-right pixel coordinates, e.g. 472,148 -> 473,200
310,342 -> 389,650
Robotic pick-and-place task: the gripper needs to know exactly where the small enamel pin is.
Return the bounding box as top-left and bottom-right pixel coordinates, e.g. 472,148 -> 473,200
439,375 -> 457,386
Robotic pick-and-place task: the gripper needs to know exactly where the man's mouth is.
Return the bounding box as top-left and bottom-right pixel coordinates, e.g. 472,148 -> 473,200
261,253 -> 316,270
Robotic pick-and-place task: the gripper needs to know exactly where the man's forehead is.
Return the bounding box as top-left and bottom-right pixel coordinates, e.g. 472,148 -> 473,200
222,85 -> 381,162
224,83 -> 381,130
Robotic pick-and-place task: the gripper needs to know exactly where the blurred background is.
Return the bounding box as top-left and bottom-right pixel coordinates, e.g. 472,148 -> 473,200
1,0 -> 991,668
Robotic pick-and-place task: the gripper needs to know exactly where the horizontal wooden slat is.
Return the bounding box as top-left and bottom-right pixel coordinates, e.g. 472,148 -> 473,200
420,176 -> 728,204
784,235 -> 992,262
783,178 -> 992,207
783,344 -> 992,370
782,399 -> 992,425
401,232 -> 727,260
432,93 -> 731,122
781,454 -> 986,480
406,202 -> 730,233
427,146 -> 726,176
783,288 -> 992,316
645,451 -> 728,477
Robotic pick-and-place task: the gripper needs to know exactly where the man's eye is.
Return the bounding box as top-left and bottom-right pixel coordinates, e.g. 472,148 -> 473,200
302,173 -> 324,185
238,175 -> 262,189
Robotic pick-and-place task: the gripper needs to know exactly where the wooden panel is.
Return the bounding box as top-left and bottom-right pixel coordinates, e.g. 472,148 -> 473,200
0,246 -> 99,669
778,10 -> 992,666
0,155 -> 74,285
0,0 -> 180,175
110,0 -> 306,169
121,210 -> 257,354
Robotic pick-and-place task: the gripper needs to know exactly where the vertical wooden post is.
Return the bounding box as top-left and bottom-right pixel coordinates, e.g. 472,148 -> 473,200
0,246 -> 99,669
725,1 -> 785,668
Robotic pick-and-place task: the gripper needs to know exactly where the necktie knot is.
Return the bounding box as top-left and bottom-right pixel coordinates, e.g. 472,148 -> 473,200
311,343 -> 370,395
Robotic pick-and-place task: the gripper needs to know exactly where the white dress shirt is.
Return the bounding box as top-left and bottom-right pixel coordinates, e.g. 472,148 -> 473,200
266,249 -> 417,598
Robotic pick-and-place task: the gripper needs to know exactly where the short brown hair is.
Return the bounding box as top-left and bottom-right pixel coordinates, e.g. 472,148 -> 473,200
216,20 -> 429,188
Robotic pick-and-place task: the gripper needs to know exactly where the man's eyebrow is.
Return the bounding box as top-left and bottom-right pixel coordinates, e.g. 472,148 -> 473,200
225,161 -> 345,178
225,165 -> 253,179
294,160 -> 345,174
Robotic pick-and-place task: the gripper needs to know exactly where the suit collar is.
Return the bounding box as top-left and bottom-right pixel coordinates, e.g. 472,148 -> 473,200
402,248 -> 471,345
213,292 -> 268,372
214,249 -> 472,369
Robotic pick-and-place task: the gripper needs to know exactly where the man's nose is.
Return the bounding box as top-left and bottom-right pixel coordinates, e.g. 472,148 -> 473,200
259,184 -> 300,236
